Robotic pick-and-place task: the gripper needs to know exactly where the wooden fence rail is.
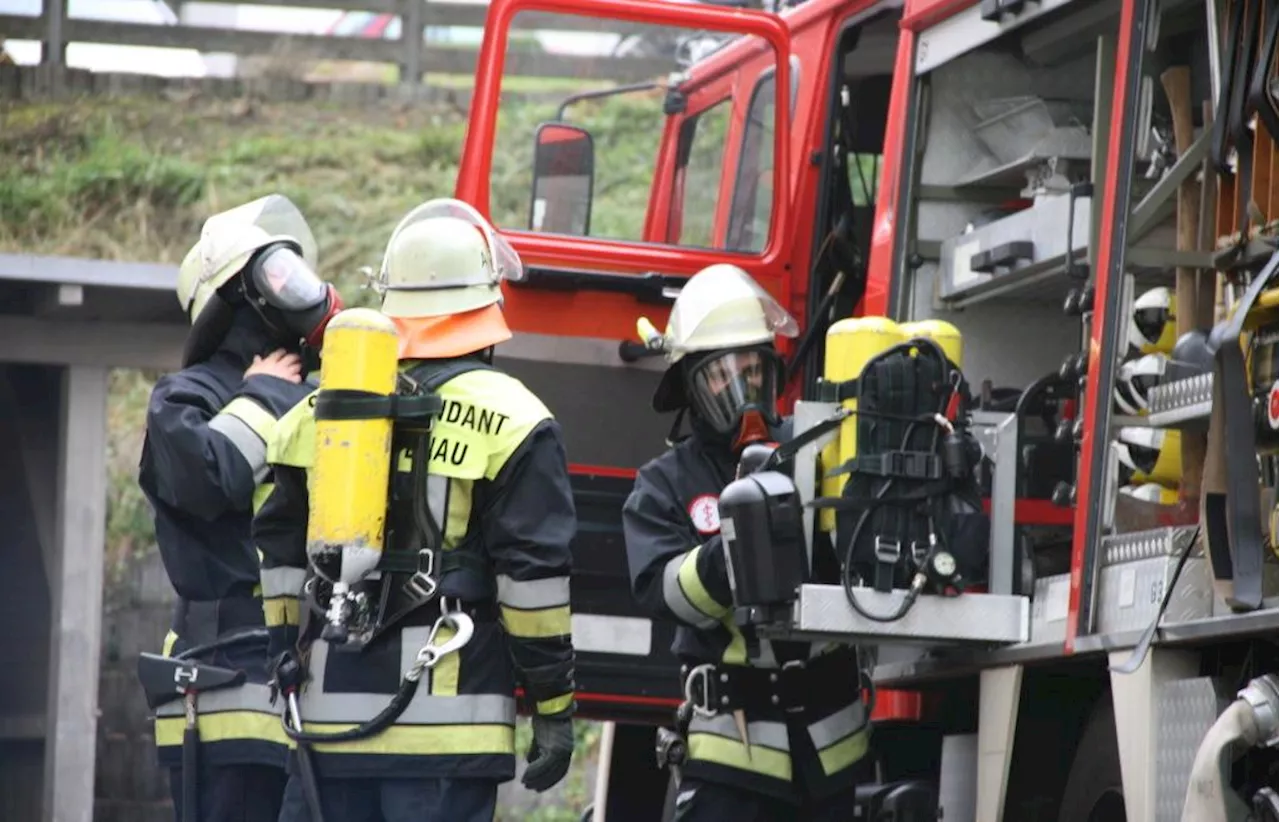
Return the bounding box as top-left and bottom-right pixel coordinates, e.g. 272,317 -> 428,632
1,0 -> 664,94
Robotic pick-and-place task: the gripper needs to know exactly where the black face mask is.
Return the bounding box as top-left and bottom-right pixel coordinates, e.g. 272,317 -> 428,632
234,243 -> 343,348
181,244 -> 343,369
684,346 -> 780,423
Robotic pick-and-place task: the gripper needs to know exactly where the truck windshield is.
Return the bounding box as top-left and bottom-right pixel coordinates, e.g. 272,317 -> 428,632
487,12 -> 783,253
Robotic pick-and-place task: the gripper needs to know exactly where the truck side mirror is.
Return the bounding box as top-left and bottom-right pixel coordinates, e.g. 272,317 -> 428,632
528,122 -> 595,237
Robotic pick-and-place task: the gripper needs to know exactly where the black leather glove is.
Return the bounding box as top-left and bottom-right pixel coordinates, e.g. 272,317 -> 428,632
522,715 -> 574,792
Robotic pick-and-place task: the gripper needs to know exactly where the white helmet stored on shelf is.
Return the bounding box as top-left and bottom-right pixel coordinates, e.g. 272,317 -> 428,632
1114,426 -> 1182,487
1128,286 -> 1177,355
1113,353 -> 1169,416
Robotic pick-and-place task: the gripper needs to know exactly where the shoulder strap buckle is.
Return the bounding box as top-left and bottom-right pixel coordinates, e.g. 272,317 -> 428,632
403,548 -> 438,602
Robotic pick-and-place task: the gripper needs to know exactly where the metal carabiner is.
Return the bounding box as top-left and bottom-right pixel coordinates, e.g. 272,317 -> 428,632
407,611 -> 475,682
682,663 -> 718,719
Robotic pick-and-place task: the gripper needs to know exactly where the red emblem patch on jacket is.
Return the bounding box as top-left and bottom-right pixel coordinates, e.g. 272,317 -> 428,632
688,494 -> 721,535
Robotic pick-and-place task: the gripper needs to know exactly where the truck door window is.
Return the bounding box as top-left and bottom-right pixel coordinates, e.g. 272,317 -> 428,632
674,99 -> 732,248
481,12 -> 786,254
849,153 -> 882,206
726,60 -> 799,253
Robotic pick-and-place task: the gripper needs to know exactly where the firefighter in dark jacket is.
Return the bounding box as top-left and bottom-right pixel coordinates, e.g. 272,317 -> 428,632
139,194 -> 343,822
253,198 -> 579,822
623,264 -> 870,821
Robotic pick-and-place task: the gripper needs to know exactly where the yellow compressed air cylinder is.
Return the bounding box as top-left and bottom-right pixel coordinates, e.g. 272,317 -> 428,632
819,316 -> 906,532
306,307 -> 401,585
901,319 -> 964,368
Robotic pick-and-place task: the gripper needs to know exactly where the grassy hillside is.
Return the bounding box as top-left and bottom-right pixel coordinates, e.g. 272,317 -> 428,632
0,90 -> 673,821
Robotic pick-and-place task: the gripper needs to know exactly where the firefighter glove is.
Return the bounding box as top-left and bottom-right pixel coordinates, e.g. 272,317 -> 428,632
522,715 -> 574,792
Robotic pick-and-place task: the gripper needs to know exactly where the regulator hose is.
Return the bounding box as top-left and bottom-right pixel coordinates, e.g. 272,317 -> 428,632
282,673 -> 420,744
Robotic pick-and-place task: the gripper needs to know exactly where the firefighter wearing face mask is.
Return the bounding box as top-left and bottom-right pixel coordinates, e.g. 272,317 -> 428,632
253,198 -> 578,822
137,194 -> 343,822
623,264 -> 869,822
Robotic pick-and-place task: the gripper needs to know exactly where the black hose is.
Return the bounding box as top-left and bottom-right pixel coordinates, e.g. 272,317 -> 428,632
174,629 -> 269,661
839,344 -> 954,623
294,743 -> 327,822
1013,371 -> 1063,419
282,673 -> 420,744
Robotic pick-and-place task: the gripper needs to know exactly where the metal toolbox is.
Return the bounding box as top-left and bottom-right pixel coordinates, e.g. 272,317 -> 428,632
1093,526 -> 1211,636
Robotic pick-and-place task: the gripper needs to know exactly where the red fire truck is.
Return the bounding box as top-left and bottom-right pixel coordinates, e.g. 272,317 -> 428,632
453,0 -> 1278,819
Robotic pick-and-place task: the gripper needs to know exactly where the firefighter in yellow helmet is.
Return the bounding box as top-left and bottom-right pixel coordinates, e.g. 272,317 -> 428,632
622,264 -> 869,821
254,198 -> 579,822
136,194 -> 342,822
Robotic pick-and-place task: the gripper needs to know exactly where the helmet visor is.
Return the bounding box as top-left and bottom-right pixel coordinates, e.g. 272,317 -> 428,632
686,349 -> 778,432
381,198 -> 524,286
1133,306 -> 1168,345
251,245 -> 327,312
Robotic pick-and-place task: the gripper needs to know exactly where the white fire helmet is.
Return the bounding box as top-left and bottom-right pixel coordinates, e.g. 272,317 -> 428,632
376,198 -> 524,318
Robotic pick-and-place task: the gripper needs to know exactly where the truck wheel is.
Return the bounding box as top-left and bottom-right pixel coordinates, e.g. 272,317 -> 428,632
1058,695 -> 1126,822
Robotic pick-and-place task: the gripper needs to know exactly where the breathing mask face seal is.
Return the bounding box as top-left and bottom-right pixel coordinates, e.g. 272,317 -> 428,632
234,242 -> 344,348
685,347 -> 781,451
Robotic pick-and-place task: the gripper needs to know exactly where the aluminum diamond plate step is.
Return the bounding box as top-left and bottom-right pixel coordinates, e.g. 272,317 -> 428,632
1147,373 -> 1213,428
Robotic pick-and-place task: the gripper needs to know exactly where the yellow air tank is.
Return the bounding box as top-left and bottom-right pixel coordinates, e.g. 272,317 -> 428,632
819,316 -> 906,532
901,319 -> 964,368
307,307 -> 402,586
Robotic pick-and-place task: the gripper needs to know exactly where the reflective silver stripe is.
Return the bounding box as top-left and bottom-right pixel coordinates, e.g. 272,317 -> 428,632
496,575 -> 570,610
155,682 -> 278,717
298,691 -> 515,726
209,412 -> 268,482
687,713 -> 790,752
427,474 -> 448,527
300,626 -> 515,726
661,553 -> 718,630
261,566 -> 308,599
807,701 -> 867,751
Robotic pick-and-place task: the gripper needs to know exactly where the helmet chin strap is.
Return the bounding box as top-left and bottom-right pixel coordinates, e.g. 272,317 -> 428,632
732,409 -> 771,455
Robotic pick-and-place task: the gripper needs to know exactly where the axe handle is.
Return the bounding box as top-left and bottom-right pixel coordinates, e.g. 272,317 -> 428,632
182,726 -> 199,821
1160,66 -> 1207,504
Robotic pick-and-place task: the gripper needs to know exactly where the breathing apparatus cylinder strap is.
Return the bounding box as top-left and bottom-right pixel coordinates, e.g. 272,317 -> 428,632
375,549 -> 491,577
1205,253 -> 1277,611
314,389 -> 442,422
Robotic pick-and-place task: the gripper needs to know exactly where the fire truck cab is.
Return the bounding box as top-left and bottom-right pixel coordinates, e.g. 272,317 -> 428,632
455,0 -> 1278,818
